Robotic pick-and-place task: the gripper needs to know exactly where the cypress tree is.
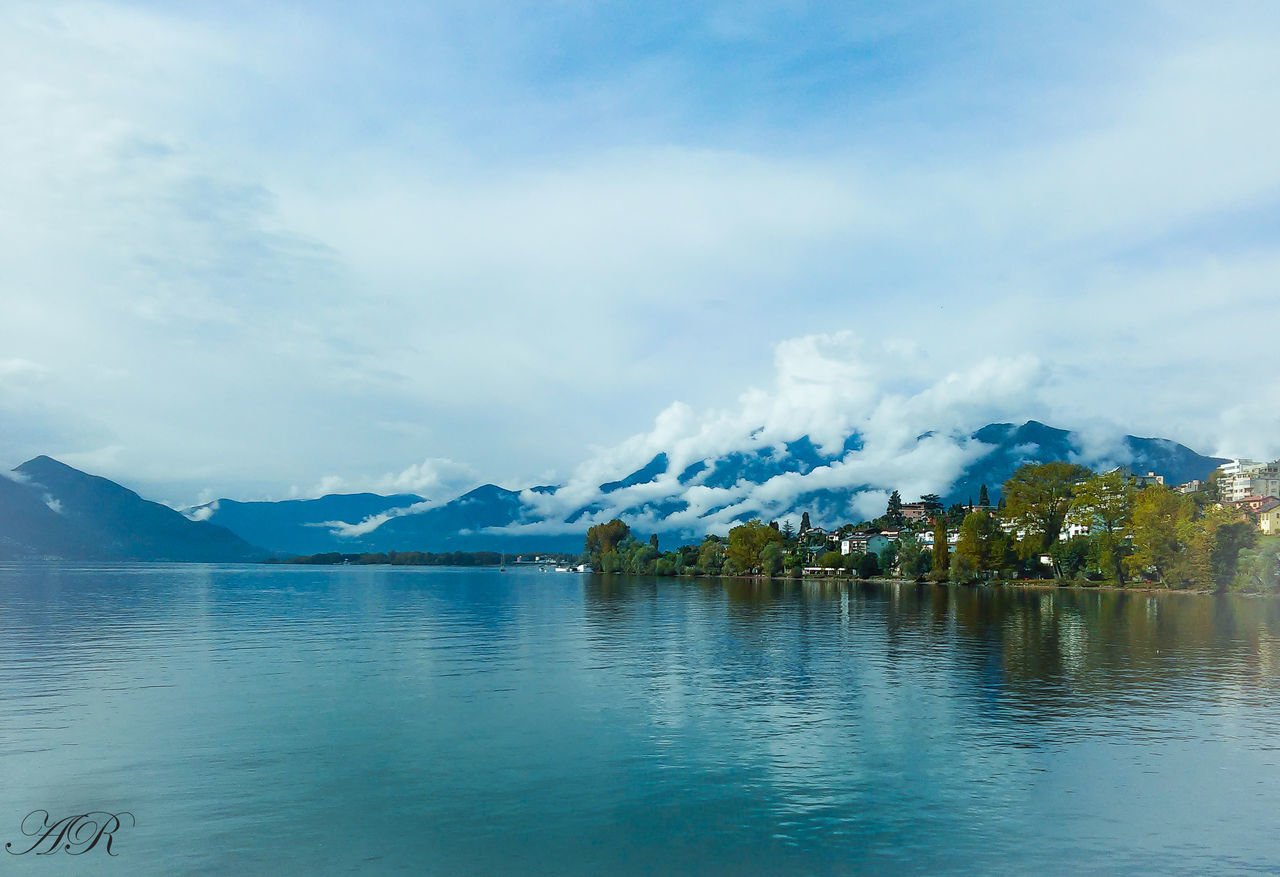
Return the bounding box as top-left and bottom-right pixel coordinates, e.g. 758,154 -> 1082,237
979,484 -> 990,506
800,512 -> 811,533
931,516 -> 950,580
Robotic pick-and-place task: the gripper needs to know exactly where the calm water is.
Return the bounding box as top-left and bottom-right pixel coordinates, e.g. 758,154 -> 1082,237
3,564 -> 1280,875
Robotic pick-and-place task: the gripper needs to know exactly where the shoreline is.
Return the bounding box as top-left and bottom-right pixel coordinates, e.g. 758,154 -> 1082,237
668,572 -> 1228,596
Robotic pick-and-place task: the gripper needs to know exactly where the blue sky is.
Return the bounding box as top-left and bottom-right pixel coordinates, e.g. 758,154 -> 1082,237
2,1 -> 1278,505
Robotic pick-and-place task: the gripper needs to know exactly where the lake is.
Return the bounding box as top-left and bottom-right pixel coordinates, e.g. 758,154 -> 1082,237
2,563 -> 1280,874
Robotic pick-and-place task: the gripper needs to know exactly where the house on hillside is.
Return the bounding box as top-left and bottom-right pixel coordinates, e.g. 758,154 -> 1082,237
899,503 -> 934,522
919,529 -> 959,551
1218,459 -> 1280,503
1235,495 -> 1280,516
1109,465 -> 1166,488
1256,498 -> 1280,536
841,531 -> 889,556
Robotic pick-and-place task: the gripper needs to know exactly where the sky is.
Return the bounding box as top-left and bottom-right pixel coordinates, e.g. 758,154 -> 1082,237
2,0 -> 1279,508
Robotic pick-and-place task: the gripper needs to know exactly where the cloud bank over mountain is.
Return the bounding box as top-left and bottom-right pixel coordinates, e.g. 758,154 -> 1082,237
505,333 -> 1050,536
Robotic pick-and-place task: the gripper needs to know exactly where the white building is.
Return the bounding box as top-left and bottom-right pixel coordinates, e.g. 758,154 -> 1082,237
919,529 -> 959,550
1219,459 -> 1280,503
841,532 -> 889,556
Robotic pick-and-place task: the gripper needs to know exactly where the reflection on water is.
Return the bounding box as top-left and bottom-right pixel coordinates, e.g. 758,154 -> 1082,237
2,564 -> 1280,875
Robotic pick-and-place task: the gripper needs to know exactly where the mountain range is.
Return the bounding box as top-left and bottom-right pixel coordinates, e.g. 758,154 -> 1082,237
0,421 -> 1229,561
0,456 -> 263,562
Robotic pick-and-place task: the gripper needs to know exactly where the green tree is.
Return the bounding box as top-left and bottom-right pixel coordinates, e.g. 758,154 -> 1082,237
1001,461 -> 1094,575
1067,470 -> 1136,585
649,533 -> 659,550
726,519 -> 785,575
818,549 -> 844,570
919,494 -> 943,514
978,484 -> 990,507
696,536 -> 725,575
897,534 -> 930,579
800,512 -> 812,533
886,490 -> 904,526
1233,537 -> 1280,593
1050,537 -> 1091,580
950,549 -> 979,583
1210,519 -> 1257,592
878,542 -> 899,576
781,519 -> 796,541
760,541 -> 785,577
857,551 -> 881,579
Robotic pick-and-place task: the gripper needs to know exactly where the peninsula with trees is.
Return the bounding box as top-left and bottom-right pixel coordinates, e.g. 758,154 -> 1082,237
578,460 -> 1280,594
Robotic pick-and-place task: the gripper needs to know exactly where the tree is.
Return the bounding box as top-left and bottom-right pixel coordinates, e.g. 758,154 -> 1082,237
649,533 -> 659,550
1210,519 -> 1257,592
818,549 -> 844,570
878,542 -> 899,576
781,519 -> 796,541
584,519 -> 631,570
696,537 -> 726,575
1002,462 -> 1094,576
978,484 -> 990,507
954,510 -> 1009,579
800,512 -> 812,534
929,516 -> 950,582
950,549 -> 979,583
760,542 -> 785,577
919,494 -> 943,514
726,519 -> 785,575
897,534 -> 929,579
1233,537 -> 1280,593
886,490 -> 904,526
1067,471 -> 1135,584
857,551 -> 881,579
1128,485 -> 1196,585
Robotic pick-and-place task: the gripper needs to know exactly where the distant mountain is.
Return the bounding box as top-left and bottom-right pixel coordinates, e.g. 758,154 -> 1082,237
0,456 -> 265,562
188,492 -> 426,557
352,484 -> 578,553
0,470 -> 98,560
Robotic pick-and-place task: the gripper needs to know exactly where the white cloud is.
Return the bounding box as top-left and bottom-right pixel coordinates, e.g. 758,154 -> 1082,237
185,500 -> 218,522
288,458 -> 476,501
312,500 -> 442,540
